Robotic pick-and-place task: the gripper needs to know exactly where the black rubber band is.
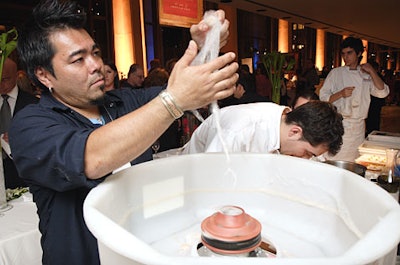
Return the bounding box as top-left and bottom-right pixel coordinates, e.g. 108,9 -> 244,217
201,234 -> 261,251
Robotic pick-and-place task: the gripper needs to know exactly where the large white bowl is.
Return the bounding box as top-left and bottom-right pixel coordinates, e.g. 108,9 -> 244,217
84,153 -> 400,265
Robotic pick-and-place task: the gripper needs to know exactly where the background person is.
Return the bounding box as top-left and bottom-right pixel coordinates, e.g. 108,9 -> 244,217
0,57 -> 39,188
121,63 -> 144,89
103,59 -> 119,91
219,72 -> 269,108
292,89 -> 319,109
319,37 -> 389,162
298,58 -> 320,92
143,67 -> 169,88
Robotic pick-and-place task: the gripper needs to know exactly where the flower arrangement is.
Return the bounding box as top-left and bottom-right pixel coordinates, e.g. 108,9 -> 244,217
261,51 -> 295,104
6,187 -> 29,201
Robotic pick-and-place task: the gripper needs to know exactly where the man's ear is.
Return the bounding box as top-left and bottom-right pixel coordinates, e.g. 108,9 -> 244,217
35,67 -> 54,88
288,125 -> 303,140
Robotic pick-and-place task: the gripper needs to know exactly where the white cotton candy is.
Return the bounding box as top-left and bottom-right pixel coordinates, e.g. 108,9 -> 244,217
190,10 -> 222,123
191,10 -> 221,67
190,10 -> 231,163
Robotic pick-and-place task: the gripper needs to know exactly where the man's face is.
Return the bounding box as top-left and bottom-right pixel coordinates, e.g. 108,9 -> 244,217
36,28 -> 105,109
0,58 -> 17,94
280,125 -> 328,159
127,68 -> 144,88
280,140 -> 328,159
341,47 -> 359,68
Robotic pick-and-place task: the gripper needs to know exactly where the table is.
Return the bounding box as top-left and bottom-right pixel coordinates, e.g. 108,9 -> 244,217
153,147 -> 184,159
0,193 -> 42,265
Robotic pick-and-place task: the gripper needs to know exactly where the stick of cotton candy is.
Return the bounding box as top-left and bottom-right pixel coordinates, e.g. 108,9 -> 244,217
190,10 -> 221,123
191,10 -> 221,68
190,10 -> 231,161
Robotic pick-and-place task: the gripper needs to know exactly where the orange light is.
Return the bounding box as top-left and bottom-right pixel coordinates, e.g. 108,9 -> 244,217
278,19 -> 289,53
112,0 -> 135,78
361,39 -> 368,65
316,29 -> 325,71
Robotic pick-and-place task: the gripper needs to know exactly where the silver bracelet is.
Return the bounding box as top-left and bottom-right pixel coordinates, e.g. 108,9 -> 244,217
159,90 -> 184,119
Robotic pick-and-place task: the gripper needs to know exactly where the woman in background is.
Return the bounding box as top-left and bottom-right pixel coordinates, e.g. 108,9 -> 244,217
104,60 -> 119,91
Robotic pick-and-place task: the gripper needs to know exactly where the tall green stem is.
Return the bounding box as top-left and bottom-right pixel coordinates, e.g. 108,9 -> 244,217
0,28 -> 18,82
261,51 -> 295,104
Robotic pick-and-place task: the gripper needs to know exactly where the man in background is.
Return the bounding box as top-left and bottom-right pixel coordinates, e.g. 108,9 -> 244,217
298,58 -> 320,92
122,63 -> 145,89
319,37 -> 389,161
1,57 -> 38,188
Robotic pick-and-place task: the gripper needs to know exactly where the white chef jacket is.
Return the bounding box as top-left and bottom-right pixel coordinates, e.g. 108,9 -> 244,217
182,102 -> 289,154
319,66 -> 389,162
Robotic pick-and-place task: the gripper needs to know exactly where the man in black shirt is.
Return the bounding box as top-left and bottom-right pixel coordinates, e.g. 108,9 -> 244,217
10,0 -> 238,264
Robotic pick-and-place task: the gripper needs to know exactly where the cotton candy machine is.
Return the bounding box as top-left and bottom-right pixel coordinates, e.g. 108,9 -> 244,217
197,205 -> 276,258
83,153 -> 400,265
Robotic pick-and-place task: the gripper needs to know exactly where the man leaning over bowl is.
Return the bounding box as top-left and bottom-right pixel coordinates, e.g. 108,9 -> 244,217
183,101 -> 344,160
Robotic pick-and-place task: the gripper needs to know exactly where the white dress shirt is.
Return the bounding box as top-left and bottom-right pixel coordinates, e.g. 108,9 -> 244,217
183,102 -> 288,154
1,85 -> 18,116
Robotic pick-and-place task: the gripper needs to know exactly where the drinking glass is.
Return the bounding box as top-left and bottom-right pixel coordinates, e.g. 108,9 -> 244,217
152,140 -> 160,158
377,149 -> 400,202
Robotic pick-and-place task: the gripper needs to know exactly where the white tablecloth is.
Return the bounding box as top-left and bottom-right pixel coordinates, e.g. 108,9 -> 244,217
153,147 -> 184,159
0,193 -> 42,265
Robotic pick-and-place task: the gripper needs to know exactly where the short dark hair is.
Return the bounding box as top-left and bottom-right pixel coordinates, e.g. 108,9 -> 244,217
143,68 -> 169,88
340,37 -> 364,63
128,64 -> 143,76
292,89 -> 319,108
285,101 -> 344,156
18,0 -> 87,90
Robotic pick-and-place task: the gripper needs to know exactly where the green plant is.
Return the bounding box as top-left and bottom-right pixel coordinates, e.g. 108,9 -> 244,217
0,28 -> 18,83
261,51 -> 295,104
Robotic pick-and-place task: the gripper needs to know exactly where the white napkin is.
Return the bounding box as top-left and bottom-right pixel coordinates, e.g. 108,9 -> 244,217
1,134 -> 12,159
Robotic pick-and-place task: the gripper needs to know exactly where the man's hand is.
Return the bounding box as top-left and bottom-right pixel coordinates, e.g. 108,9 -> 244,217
233,84 -> 245,99
190,10 -> 230,50
341,86 -> 355,98
360,63 -> 375,75
360,62 -> 386,90
166,40 -> 238,111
